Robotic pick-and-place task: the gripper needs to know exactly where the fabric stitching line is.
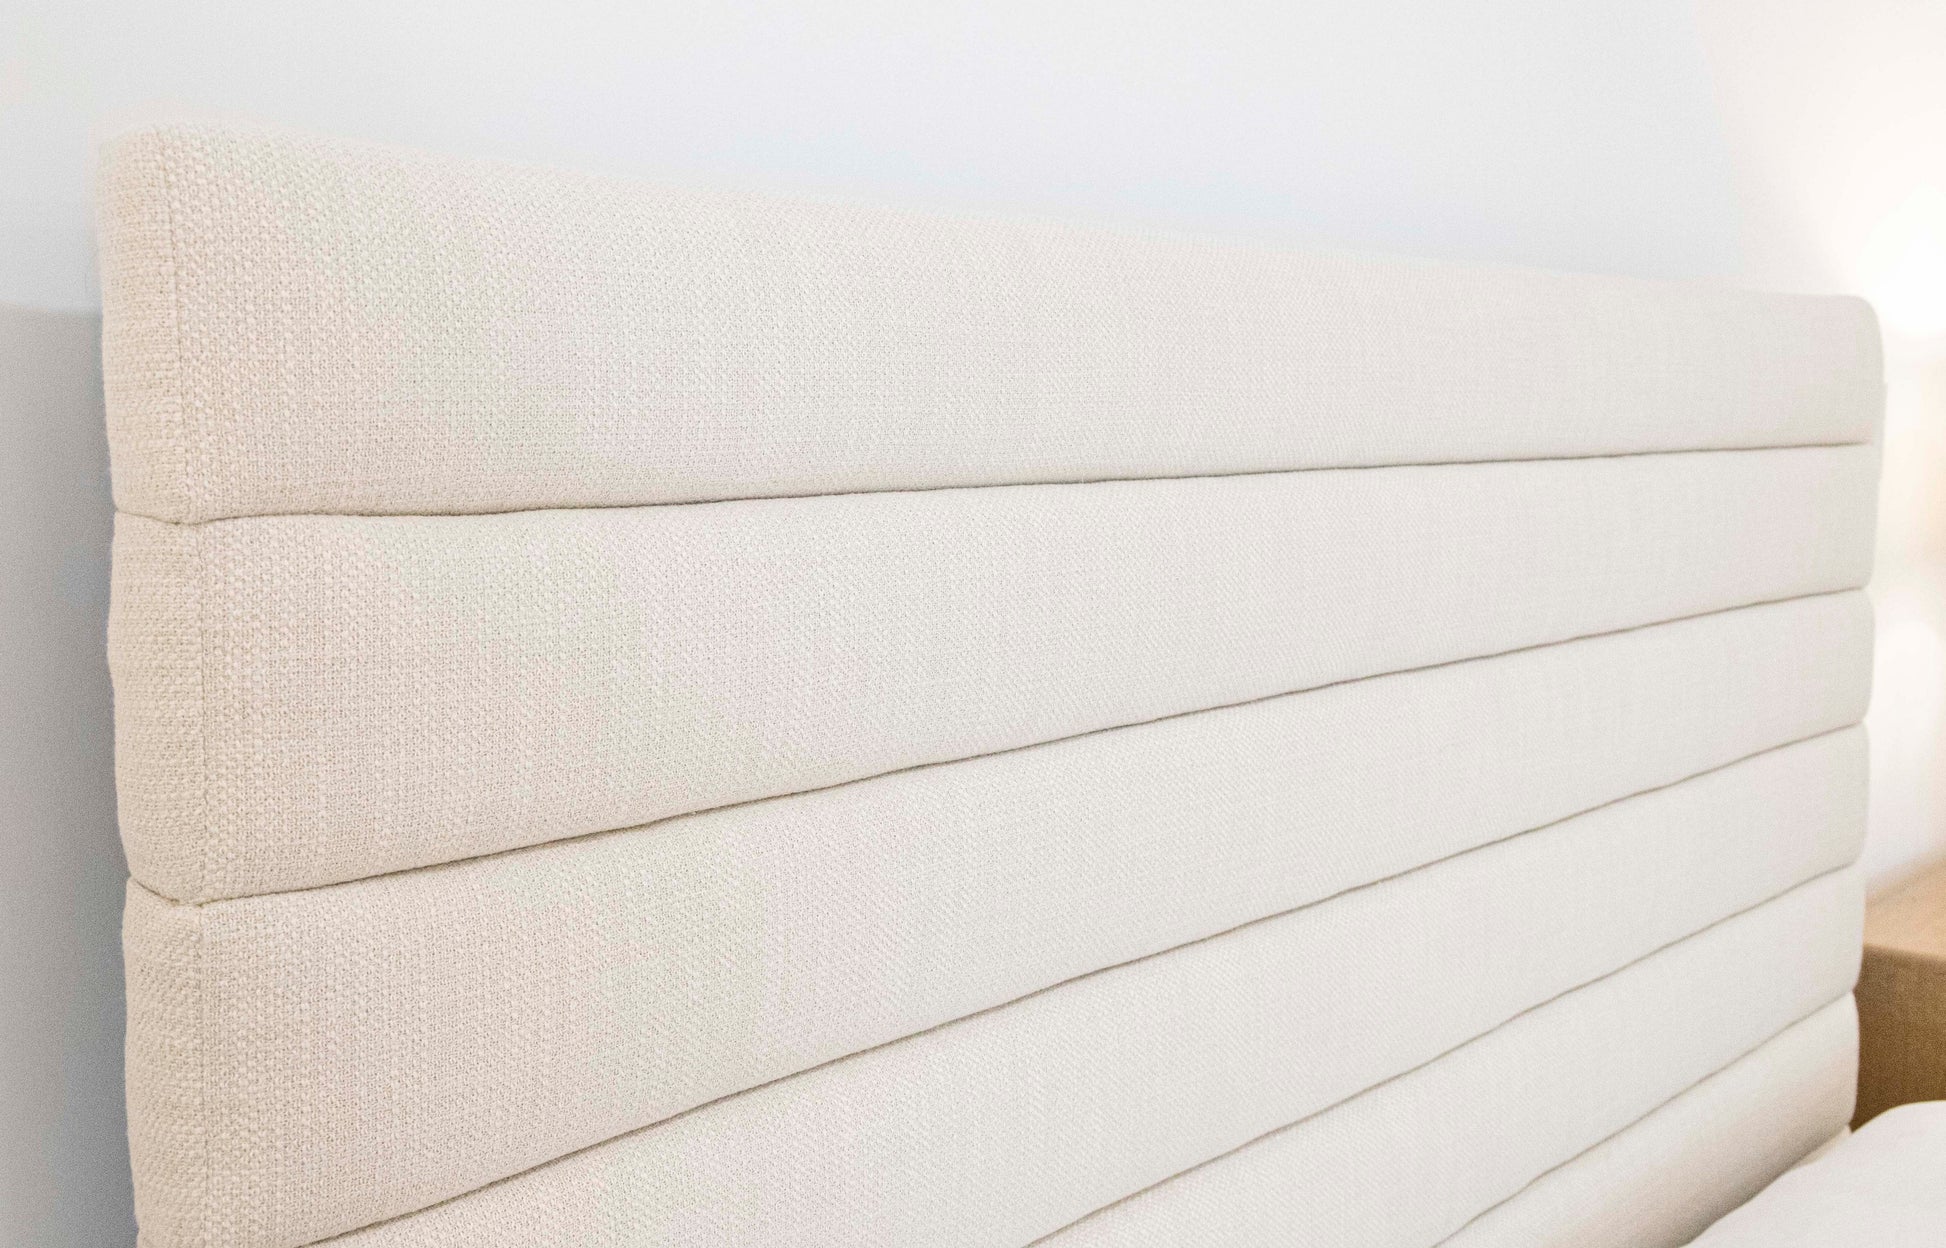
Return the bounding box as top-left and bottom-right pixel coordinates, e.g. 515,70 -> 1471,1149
139,720 -> 1864,1243
287,814 -> 1862,1246
119,438 -> 1878,528
180,585 -> 1870,906
1020,867 -> 1862,1248
1421,994 -> 1858,1247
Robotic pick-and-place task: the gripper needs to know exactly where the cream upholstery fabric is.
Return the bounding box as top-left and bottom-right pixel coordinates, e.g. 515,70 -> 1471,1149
126,731 -> 1865,1246
111,446 -> 1876,901
117,592 -> 1871,1239
1033,897 -> 1860,1248
324,871 -> 1863,1247
1684,1100 -> 1946,1245
100,123 -> 1884,1248
1443,1001 -> 1860,1248
1401,999 -> 1858,1248
96,125 -> 1880,525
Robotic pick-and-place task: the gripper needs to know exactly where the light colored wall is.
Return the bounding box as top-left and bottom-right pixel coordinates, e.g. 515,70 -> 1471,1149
1,2 -> 1927,1244
0,307 -> 125,1245
1698,0 -> 1946,897
4,0 -> 1745,316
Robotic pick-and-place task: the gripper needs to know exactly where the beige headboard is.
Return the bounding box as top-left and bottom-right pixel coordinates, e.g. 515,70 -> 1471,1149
100,123 -> 1882,1248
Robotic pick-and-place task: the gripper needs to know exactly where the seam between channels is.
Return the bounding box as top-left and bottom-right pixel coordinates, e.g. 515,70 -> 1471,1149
287,808 -> 1861,1247
158,585 -> 1869,908
1423,992 -> 1859,1246
1019,867 -> 1861,1248
123,438 -> 1874,527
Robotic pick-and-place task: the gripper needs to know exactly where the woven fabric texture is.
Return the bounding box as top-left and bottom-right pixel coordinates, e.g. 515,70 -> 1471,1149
1684,1100 -> 1946,1246
110,446 -> 1877,902
315,869 -> 1862,1247
1441,1000 -> 1859,1248
97,124 -> 1881,524
1058,996 -> 1860,1246
124,726 -> 1866,1246
1036,922 -> 1859,1248
115,592 -> 1870,1242
101,121 -> 1886,1248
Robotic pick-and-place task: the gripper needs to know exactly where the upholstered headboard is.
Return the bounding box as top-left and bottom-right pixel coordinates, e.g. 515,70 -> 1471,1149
100,123 -> 1882,1248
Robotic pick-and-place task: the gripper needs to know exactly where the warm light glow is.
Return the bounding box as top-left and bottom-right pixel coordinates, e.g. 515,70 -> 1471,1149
1872,588 -> 1946,746
1859,187 -> 1946,341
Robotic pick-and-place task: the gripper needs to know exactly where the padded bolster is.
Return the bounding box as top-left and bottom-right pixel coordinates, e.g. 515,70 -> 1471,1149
108,445 -> 1878,901
129,735 -> 1864,1248
96,124 -> 1882,524
313,867 -> 1863,1247
1043,998 -> 1860,1248
1446,1002 -> 1858,1248
117,595 -> 1870,1244
1686,1100 -> 1946,1246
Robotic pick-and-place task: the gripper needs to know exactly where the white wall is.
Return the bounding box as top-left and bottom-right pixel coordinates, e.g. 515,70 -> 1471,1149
4,0 -> 1746,315
0,2 -> 1922,1244
0,306 -> 123,1247
1699,0 -> 1946,897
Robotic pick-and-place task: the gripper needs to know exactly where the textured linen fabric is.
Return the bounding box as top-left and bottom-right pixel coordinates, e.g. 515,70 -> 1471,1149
109,445 -> 1878,901
1050,1000 -> 1862,1248
315,870 -> 1863,1248
1683,1101 -> 1946,1246
101,120 -> 1888,1248
1036,956 -> 1859,1248
96,123 -> 1881,524
123,728 -> 1866,1247
1441,1002 -> 1859,1248
114,589 -> 1871,1237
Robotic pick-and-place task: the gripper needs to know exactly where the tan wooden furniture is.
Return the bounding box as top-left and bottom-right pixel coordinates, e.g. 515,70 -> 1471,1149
1855,861 -> 1946,1127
